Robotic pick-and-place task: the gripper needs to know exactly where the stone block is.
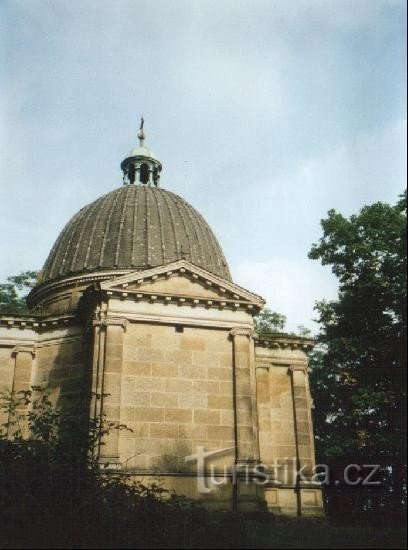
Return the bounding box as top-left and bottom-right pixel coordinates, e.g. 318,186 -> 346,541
238,426 -> 254,441
150,424 -> 178,439
165,378 -> 193,393
165,408 -> 192,423
221,410 -> 234,426
207,395 -> 233,409
192,380 -> 220,394
120,406 -> 135,422
133,407 -> 164,422
136,347 -> 164,362
128,422 -> 150,438
178,393 -> 207,408
165,350 -> 193,364
219,353 -> 232,367
134,376 -> 165,392
178,424 -> 207,440
297,434 -> 311,446
272,433 -> 296,447
180,336 -> 206,351
151,363 -> 178,378
193,409 -> 220,425
179,365 -> 204,380
219,381 -> 233,394
207,367 -> 231,381
123,361 -> 151,376
150,392 -> 178,407
192,351 -> 220,367
207,425 -> 234,441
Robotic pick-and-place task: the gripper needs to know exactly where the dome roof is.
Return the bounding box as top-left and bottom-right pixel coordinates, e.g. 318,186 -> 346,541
128,145 -> 158,159
41,185 -> 231,282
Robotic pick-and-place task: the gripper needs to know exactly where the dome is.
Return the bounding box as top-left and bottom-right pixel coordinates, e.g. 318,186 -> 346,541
41,185 -> 231,282
128,145 -> 157,159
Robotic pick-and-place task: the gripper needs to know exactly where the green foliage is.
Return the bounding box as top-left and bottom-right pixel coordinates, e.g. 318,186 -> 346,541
296,324 -> 313,337
0,271 -> 37,314
254,308 -> 287,335
309,191 -> 407,524
0,388 -> 249,549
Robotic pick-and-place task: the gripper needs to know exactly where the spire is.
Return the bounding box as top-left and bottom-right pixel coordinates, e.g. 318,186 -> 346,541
137,116 -> 145,146
121,119 -> 162,187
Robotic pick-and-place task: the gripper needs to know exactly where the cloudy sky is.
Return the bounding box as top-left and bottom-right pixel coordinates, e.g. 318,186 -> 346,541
0,0 -> 406,331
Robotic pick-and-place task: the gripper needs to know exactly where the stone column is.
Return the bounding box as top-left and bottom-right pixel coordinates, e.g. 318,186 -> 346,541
288,365 -> 323,516
230,328 -> 263,511
148,168 -> 153,185
9,345 -> 35,437
135,164 -> 141,184
90,319 -> 105,445
288,365 -> 314,476
98,317 -> 127,469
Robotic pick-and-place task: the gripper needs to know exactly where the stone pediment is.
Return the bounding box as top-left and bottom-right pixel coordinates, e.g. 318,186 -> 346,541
100,260 -> 265,309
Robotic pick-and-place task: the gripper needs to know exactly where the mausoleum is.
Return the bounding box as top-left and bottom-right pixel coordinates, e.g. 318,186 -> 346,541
0,123 -> 323,515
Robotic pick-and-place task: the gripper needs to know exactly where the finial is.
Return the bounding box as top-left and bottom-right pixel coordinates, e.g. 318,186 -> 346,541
121,118 -> 162,186
137,116 -> 145,146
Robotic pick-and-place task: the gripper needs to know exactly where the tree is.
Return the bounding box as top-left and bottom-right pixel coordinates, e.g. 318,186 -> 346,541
254,308 -> 287,335
0,387 -> 248,549
308,191 -> 407,524
0,271 -> 37,314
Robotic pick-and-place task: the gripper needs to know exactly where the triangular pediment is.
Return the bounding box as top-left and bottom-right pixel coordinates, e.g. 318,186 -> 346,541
101,260 -> 264,308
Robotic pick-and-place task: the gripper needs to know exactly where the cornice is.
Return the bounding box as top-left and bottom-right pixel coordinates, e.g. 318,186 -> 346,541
255,334 -> 314,351
11,345 -> 36,358
105,287 -> 260,313
0,314 -> 75,330
27,269 -> 133,307
101,260 -> 265,307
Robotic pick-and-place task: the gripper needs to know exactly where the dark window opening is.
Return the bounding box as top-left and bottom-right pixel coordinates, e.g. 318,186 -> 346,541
175,325 -> 184,333
128,164 -> 135,184
140,163 -> 149,184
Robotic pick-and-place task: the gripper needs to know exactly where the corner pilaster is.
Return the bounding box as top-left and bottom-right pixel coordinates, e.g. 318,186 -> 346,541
9,345 -> 36,437
93,317 -> 127,469
230,327 -> 264,511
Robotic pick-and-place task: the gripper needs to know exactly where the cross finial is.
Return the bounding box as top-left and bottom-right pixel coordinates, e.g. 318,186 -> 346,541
138,116 -> 146,145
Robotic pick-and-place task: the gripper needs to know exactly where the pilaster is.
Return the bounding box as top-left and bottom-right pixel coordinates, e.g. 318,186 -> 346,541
230,327 -> 264,511
94,317 -> 127,468
8,345 -> 36,437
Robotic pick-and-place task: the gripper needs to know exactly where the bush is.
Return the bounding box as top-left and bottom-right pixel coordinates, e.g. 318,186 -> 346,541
0,388 -> 248,549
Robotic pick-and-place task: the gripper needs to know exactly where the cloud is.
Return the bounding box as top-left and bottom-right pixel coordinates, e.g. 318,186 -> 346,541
0,0 -> 405,299
234,257 -> 338,333
229,120 -> 406,333
270,118 -> 407,217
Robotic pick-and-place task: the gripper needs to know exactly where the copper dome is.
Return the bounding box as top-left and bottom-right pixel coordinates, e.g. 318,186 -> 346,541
41,185 -> 231,282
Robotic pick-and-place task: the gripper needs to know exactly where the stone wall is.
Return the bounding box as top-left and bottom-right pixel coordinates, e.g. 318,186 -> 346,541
112,322 -> 237,472
0,321 -> 90,435
255,344 -> 323,516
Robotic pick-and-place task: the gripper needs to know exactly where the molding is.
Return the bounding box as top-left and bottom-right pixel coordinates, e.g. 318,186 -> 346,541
255,358 -> 307,368
27,269 -> 132,307
93,317 -> 128,330
101,259 -> 265,307
0,338 -> 37,347
255,335 -> 314,351
105,288 -> 258,312
0,314 -> 75,330
103,317 -> 128,330
36,334 -> 85,348
11,345 -> 36,358
288,365 -> 309,374
230,327 -> 255,338
106,310 -> 254,330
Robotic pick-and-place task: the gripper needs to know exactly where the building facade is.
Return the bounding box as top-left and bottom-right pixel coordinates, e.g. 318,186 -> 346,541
0,126 -> 323,516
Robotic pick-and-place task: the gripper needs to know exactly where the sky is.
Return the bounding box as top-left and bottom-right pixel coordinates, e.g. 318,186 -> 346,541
0,0 -> 406,332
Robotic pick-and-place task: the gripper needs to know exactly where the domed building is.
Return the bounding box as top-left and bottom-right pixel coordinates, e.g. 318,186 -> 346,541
0,123 -> 322,516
